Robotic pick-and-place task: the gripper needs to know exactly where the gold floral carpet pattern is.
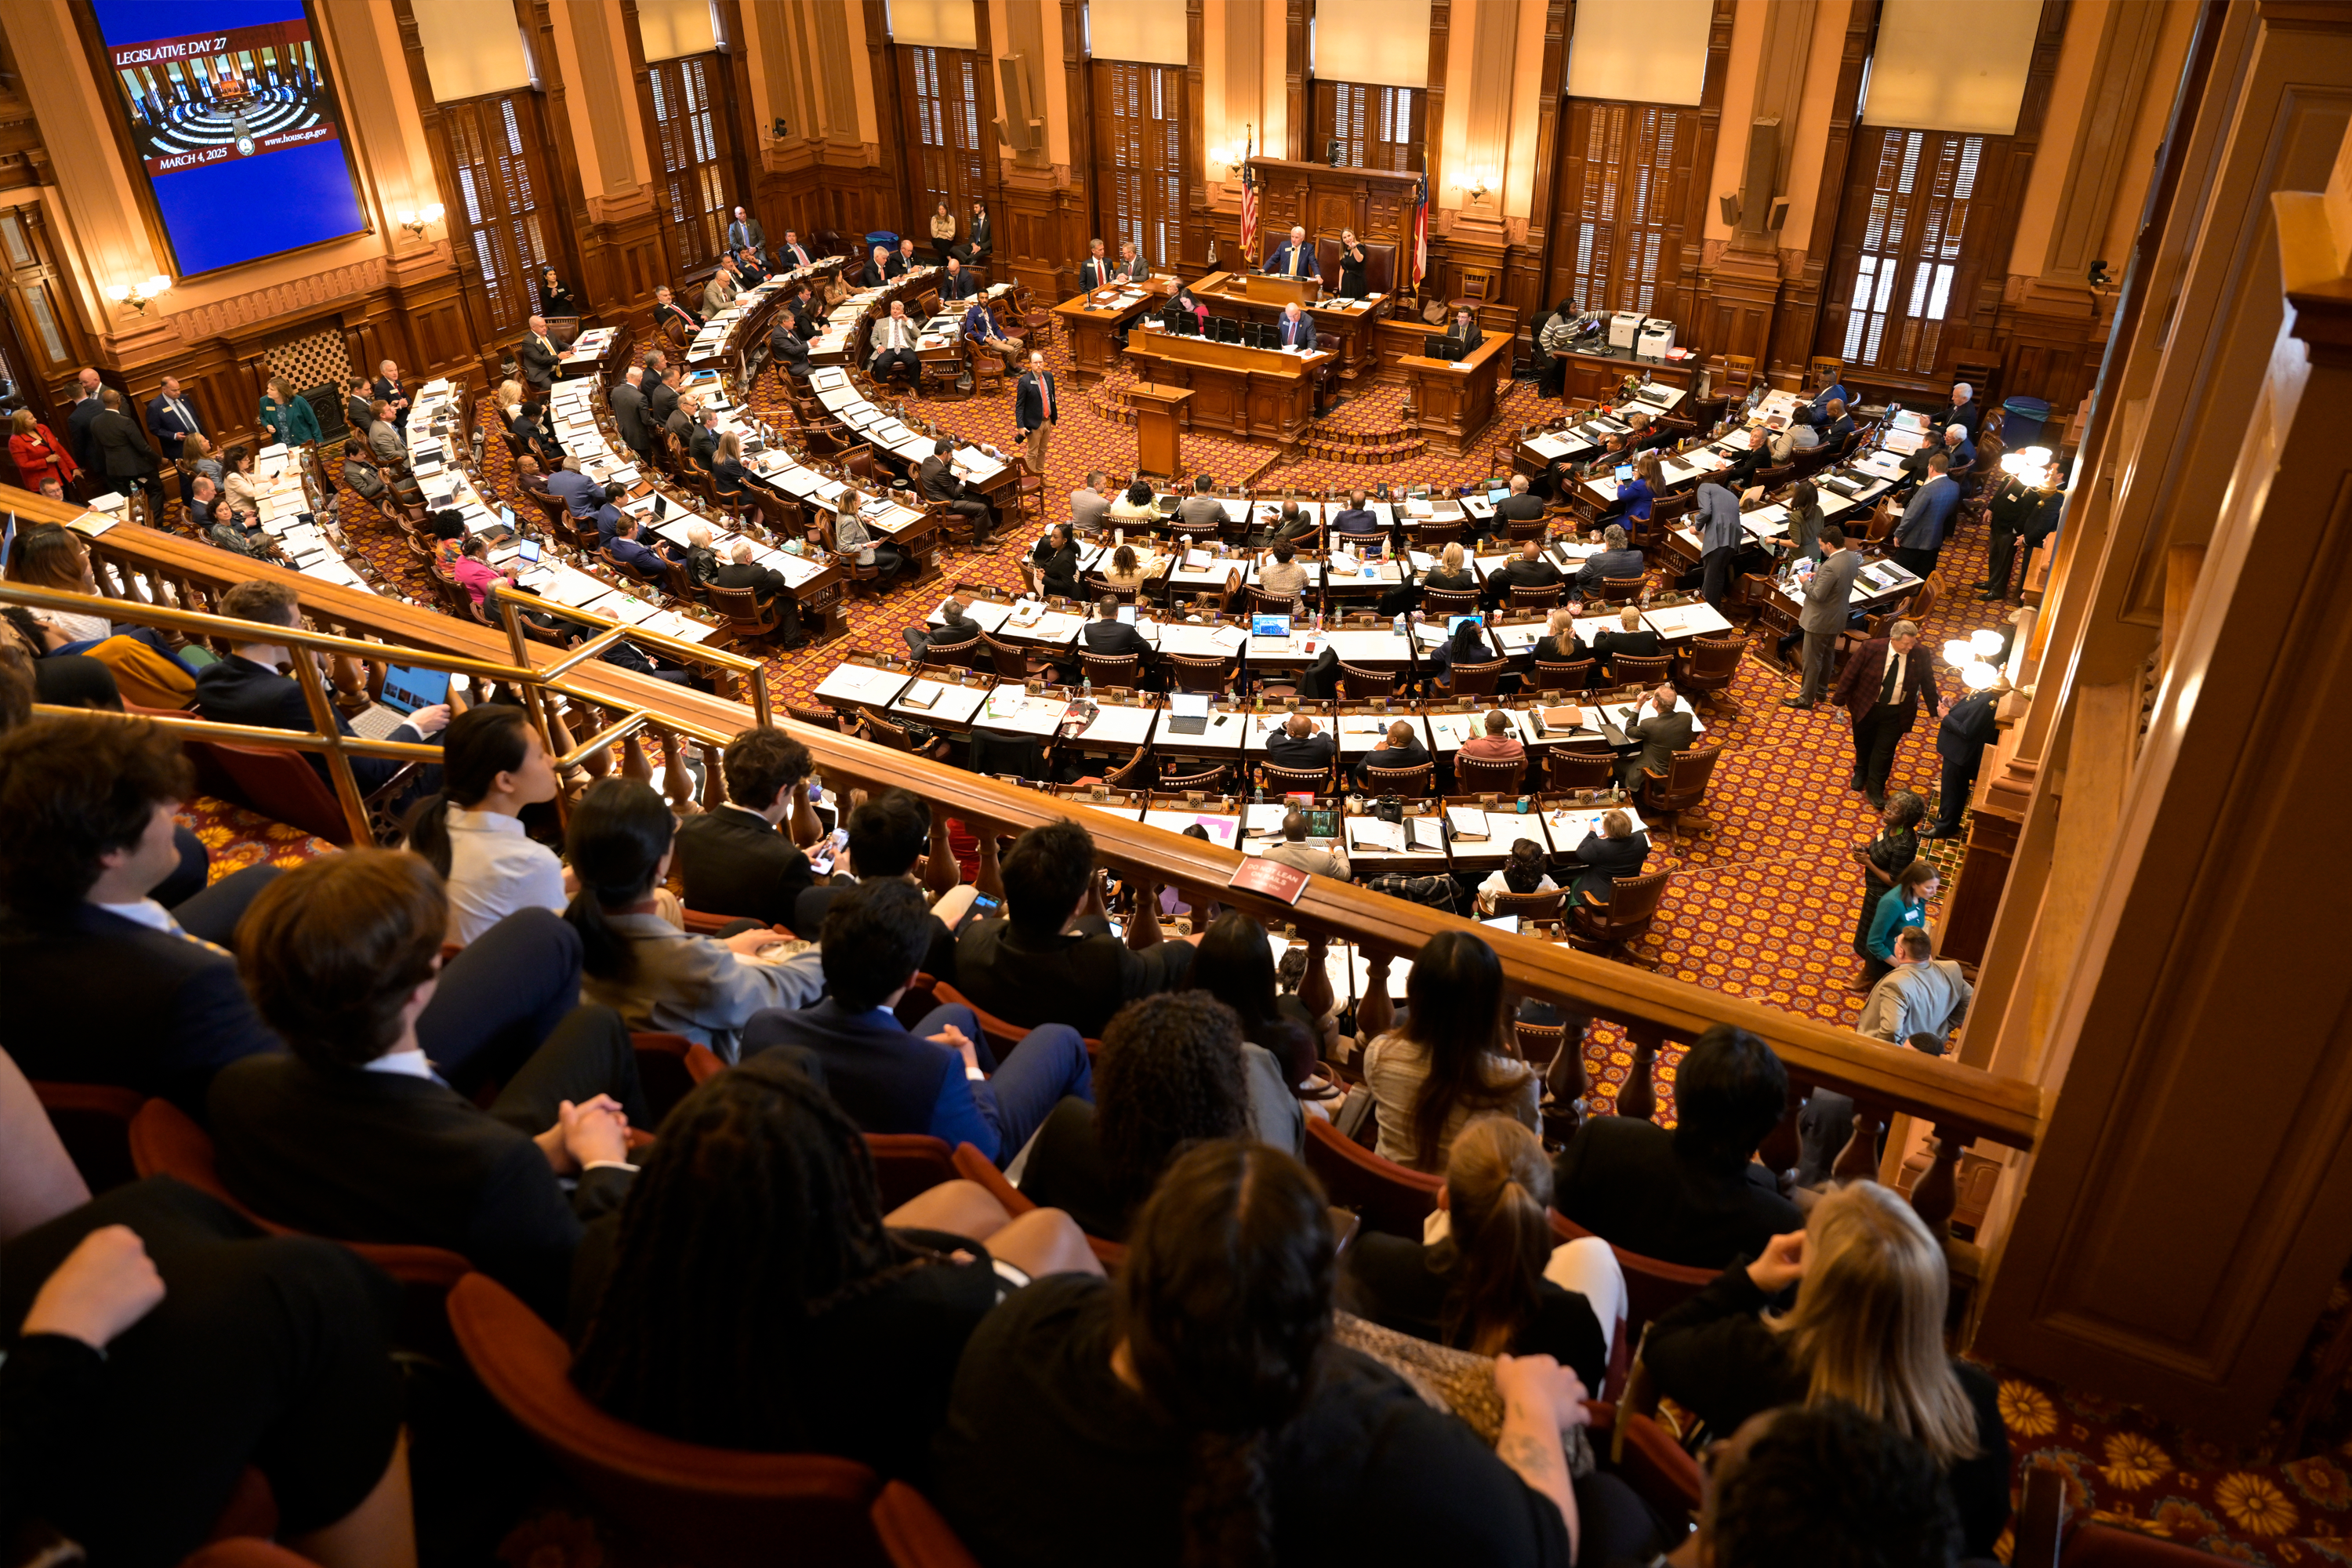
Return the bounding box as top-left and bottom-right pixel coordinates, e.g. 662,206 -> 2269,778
301,338 -> 2352,1563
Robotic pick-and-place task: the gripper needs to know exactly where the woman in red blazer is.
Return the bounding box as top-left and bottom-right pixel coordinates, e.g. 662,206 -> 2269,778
9,408 -> 80,492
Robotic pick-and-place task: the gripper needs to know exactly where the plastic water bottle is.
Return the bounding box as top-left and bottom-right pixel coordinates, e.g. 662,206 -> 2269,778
1080,671 -> 1092,698
1393,614 -> 1406,639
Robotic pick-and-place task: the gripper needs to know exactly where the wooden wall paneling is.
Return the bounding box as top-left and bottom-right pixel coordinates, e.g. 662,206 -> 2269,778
386,0 -> 503,383
712,0 -> 761,228
1951,0 -> 2072,404
1666,0 -> 1738,349
0,201 -> 93,427
1287,0 -> 1310,163
1183,0 -> 1207,271
514,0 -> 610,325
1769,0 -> 1876,379
1065,0 -> 1097,286
1517,0 -> 1574,334
1425,0 -> 1449,245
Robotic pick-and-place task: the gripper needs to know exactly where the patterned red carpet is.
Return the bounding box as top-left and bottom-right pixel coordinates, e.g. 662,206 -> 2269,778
266,338 -> 2352,1563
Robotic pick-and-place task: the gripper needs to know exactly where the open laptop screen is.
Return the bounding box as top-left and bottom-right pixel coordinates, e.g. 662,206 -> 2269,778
1171,692 -> 1210,720
378,666 -> 451,716
1251,613 -> 1291,637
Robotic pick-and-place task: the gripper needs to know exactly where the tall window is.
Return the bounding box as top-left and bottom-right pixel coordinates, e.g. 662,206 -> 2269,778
1824,129 -> 1985,375
648,55 -> 731,275
1093,61 -> 1182,263
1312,81 -> 1425,172
1554,101 -> 1693,316
899,45 -> 989,220
443,93 -> 554,333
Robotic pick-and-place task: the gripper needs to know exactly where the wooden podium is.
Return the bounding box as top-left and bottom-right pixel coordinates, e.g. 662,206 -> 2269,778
1127,383 -> 1194,477
1240,272 -> 1323,307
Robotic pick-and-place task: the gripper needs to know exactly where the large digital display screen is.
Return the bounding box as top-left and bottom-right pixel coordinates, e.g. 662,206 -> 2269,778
89,1 -> 368,277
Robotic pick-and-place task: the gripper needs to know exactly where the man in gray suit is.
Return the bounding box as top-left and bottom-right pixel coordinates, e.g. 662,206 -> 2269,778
1115,240 -> 1151,282
516,314 -> 561,394
1616,683 -> 1695,791
1177,472 -> 1225,531
1784,523 -> 1861,710
609,366 -> 649,461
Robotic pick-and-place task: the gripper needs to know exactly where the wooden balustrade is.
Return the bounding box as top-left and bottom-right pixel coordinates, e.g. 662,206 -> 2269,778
13,487 -> 2049,1254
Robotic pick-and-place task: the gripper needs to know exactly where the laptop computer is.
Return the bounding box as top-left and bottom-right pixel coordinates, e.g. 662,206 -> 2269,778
349,665 -> 452,741
1116,604 -> 1138,624
1251,612 -> 1292,638
1166,692 -> 1212,735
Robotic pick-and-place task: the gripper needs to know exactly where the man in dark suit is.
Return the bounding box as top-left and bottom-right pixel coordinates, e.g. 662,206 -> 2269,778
1077,237 -> 1114,292
371,361 -> 409,431
855,245 -> 887,289
785,789 -> 962,967
0,713 -> 592,1116
193,579 -> 448,800
652,286 -> 701,339
920,435 -> 997,545
712,542 -> 806,645
604,515 -> 666,580
1114,240 -> 1150,281
1892,452 -> 1962,579
88,388 -> 165,512
340,377 -> 376,440
66,367 -> 105,472
208,851 -> 644,1323
1924,685 -> 2002,840
1784,524 -> 1861,708
1933,381 -> 1983,443
1552,1024 -> 1801,1269
689,407 -> 722,470
1483,539 -> 1564,609
1276,301 -> 1317,353
670,726 -> 823,931
938,256 -> 978,299
1574,524 -> 1645,597
887,237 -> 920,279
1355,717 -> 1432,786
725,204 -> 768,264
741,880 -> 1089,1165
769,315 -> 812,383
963,201 -> 993,266
1566,808 -> 1650,913
1062,595 -> 1151,687
1831,619 -> 1939,809
1014,352 -> 1059,481
144,376 -> 205,462
777,229 -> 815,270
546,456 -> 624,542
516,314 -> 561,394
645,359 -> 680,428
1445,307 -> 1483,355
1495,474 -> 1548,530
954,820 -> 1193,1040
1615,681 -> 1693,790
1264,711 -> 1337,775
1980,461 -> 2063,602
1263,224 -> 1314,279
902,593 -> 984,664
609,366 -> 649,461
1588,604 -> 1663,672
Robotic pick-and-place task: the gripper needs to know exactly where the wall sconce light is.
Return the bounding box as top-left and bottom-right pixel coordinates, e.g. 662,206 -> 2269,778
394,201 -> 446,239
1465,171 -> 1497,205
103,274 -> 171,314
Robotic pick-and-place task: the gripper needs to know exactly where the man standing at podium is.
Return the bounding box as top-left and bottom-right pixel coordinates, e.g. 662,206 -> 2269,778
1015,351 -> 1059,480
1264,224 -> 1316,279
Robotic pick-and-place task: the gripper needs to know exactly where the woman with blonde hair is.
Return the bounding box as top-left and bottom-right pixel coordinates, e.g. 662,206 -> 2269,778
1642,1179 -> 2010,1556
9,406 -> 80,493
1424,539 -> 1475,592
1345,1116 -> 1618,1390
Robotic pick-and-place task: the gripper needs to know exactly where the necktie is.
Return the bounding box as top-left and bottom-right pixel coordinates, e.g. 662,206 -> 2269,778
1289,248 -> 1301,278
1880,652 -> 1902,706
1044,376 -> 1053,420
171,398 -> 192,429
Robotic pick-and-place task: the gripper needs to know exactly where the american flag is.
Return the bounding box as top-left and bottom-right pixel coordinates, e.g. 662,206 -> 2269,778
1410,172 -> 1429,290
1239,131 -> 1258,264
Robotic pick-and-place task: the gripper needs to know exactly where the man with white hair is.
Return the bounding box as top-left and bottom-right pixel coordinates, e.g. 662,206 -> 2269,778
517,314 -> 559,394
372,359 -> 409,431
1014,351 -> 1059,481
661,519 -> 720,587
713,539 -> 807,646
869,299 -> 921,385
1277,299 -> 1316,353
1829,618 -> 1939,809
1265,223 -> 1315,279
610,365 -> 649,461
1936,381 -> 1983,443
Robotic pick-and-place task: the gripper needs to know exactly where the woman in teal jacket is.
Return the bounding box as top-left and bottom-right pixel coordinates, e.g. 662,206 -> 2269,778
257,374 -> 322,448
1861,858 -> 1939,990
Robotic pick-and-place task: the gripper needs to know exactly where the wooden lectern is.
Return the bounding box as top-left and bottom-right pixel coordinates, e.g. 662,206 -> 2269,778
1127,383 -> 1194,477
1243,273 -> 1323,307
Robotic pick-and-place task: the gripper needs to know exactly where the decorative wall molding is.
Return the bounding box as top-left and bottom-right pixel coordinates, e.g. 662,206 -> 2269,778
163,259 -> 393,342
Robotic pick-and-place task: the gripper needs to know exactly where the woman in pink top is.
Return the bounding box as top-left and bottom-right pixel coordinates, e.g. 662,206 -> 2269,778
449,535 -> 515,608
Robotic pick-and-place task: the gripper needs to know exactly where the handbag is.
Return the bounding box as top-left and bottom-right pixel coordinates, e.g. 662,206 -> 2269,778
1333,1313 -> 1595,1478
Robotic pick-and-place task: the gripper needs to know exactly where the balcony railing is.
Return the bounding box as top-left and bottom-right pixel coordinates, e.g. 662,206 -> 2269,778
7,487 -> 2046,1281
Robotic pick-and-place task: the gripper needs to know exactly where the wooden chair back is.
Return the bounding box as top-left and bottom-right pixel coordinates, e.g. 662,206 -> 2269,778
1444,659 -> 1508,697
1257,760 -> 1334,796
1079,651 -> 1141,687
1302,1118 -> 1442,1239
1336,661 -> 1399,698
1361,761 -> 1434,798
1534,657 -> 1594,691
1489,887 -> 1566,919
1165,653 -> 1236,692
1545,747 -> 1618,792
1599,575 -> 1647,605
1508,583 -> 1563,608
1455,752 -> 1528,796
1607,652 -> 1671,687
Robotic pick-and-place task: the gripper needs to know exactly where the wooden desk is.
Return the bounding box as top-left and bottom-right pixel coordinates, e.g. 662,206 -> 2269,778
1052,286 -> 1167,384
1123,328 -> 1330,451
1190,269 -> 1388,382
1398,332 -> 1513,456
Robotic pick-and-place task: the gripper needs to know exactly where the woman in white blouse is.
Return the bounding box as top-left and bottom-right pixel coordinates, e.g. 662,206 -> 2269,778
220,444 -> 265,528
1361,931 -> 1539,1171
402,703 -> 568,946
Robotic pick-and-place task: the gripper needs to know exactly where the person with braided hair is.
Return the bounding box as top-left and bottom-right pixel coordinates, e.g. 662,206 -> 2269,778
568,1051 -> 1098,1483
937,1138 -> 1595,1568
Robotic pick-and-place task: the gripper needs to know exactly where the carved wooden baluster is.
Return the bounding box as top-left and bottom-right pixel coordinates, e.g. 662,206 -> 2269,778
924,804 -> 961,895
1833,1105 -> 1886,1182
650,725 -> 694,811
1357,951 -> 1396,1042
699,742 -> 726,811
973,825 -> 1004,902
1756,1087 -> 1806,1179
1910,1128 -> 1963,1239
328,643 -> 368,712
620,731 -> 654,786
1613,1025 -> 1663,1122
1127,877 -> 1164,950
1299,931 -> 1335,1031
567,702 -> 612,779
542,699 -> 588,786
786,773 -> 822,847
